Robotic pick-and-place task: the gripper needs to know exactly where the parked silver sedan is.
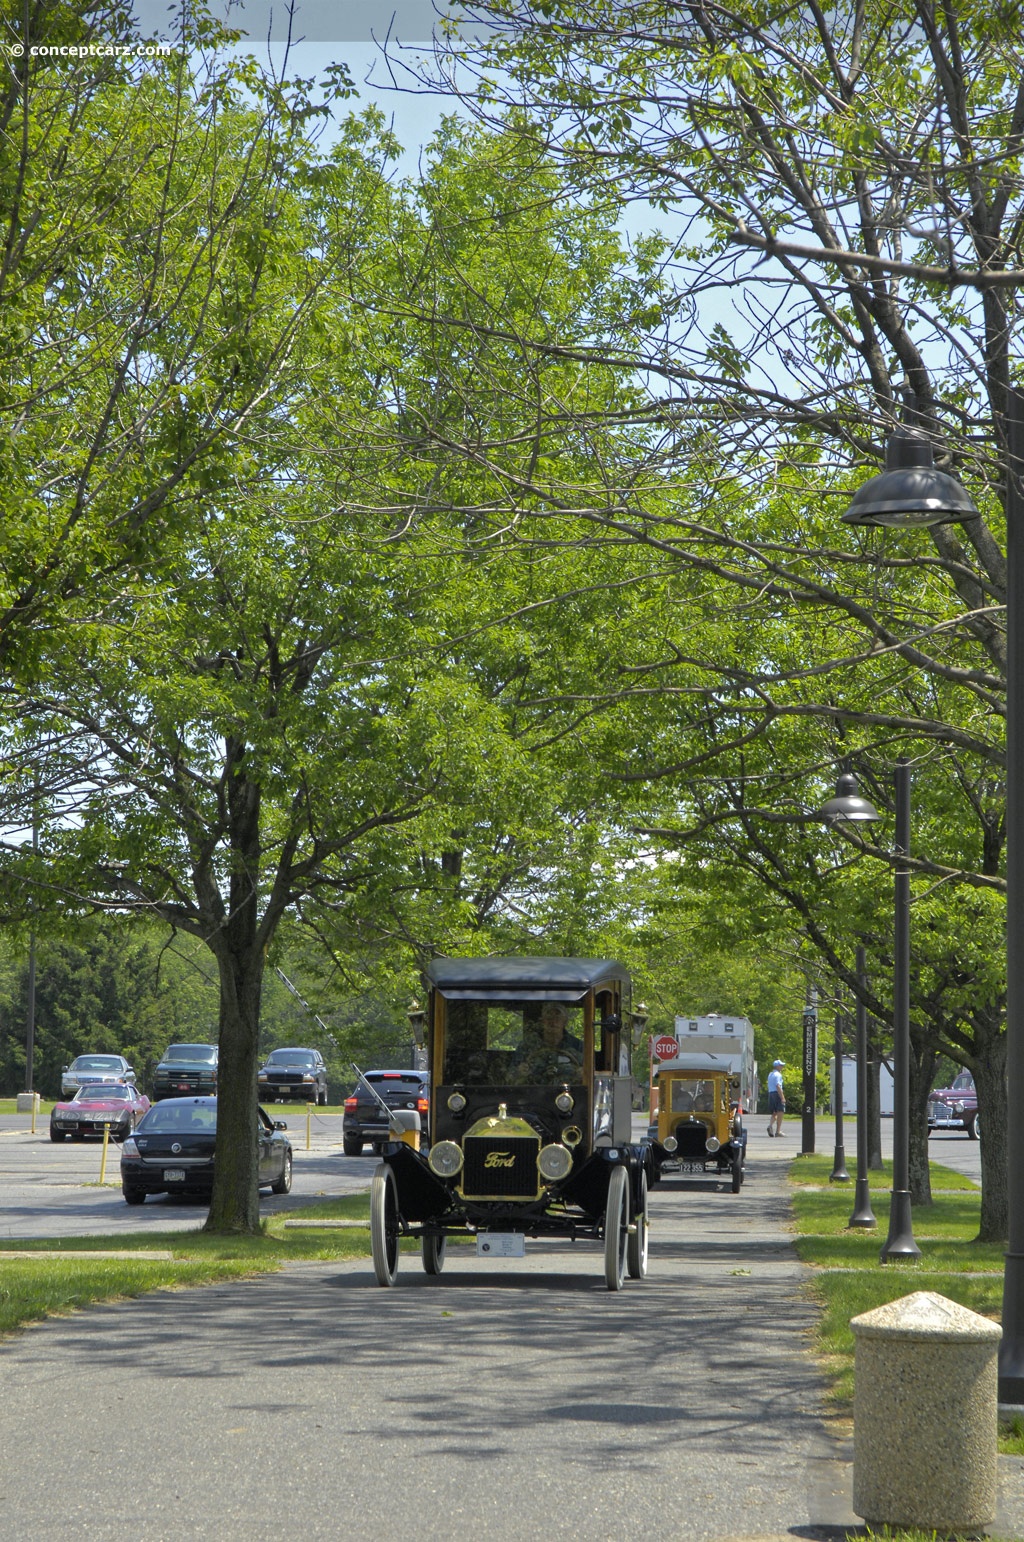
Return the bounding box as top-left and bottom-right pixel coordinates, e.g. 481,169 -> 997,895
61,1054 -> 137,1098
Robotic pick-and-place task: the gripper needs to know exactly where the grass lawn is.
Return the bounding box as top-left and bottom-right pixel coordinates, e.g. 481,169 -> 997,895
0,1192 -> 373,1337
788,1155 -> 1011,1435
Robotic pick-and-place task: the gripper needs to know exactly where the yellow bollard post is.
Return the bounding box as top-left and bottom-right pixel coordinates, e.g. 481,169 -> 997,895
99,1123 -> 110,1184
30,1099 -> 37,1135
306,1102 -> 311,1151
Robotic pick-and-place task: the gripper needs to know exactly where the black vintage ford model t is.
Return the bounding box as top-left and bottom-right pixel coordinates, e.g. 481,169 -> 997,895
368,956 -> 654,1289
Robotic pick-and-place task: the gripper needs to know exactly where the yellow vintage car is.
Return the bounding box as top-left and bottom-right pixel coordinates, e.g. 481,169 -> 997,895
646,1062 -> 747,1191
368,956 -> 656,1290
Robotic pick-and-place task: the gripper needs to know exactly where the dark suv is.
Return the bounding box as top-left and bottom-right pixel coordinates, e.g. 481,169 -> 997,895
152,1043 -> 218,1101
343,1069 -> 430,1156
258,1047 -> 329,1104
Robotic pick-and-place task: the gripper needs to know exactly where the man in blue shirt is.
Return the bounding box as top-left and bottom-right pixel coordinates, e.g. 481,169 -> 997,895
767,1059 -> 786,1136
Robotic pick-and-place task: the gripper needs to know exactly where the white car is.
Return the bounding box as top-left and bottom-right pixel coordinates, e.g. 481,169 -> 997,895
61,1054 -> 136,1098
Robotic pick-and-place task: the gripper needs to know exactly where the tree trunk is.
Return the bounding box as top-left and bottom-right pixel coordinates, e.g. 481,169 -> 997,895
205,938 -> 264,1234
909,1031 -> 936,1207
204,753 -> 265,1236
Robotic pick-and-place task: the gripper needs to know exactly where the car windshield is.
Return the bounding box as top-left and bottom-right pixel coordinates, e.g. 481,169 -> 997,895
73,1056 -> 123,1071
74,1085 -> 131,1102
268,1051 -> 315,1066
443,999 -> 584,1085
164,1045 -> 216,1063
667,1077 -> 720,1114
141,1103 -> 217,1132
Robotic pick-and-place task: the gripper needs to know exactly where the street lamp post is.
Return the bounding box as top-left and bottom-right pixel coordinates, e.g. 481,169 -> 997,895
850,945 -> 877,1228
630,1002 -> 649,1108
407,998 -> 427,1072
880,759 -> 921,1262
801,993 -> 817,1154
829,1003 -> 850,1183
838,410 -> 985,1262
1000,386 -> 1024,1405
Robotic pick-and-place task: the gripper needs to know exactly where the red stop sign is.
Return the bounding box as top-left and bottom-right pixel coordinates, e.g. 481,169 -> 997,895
653,1035 -> 679,1061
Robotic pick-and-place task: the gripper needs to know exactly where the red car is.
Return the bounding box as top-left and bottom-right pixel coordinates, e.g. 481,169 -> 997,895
50,1082 -> 151,1143
928,1072 -> 979,1140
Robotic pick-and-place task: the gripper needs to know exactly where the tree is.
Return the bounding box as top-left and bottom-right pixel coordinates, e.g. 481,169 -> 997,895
386,0 -> 1024,1239
2,111 -> 654,1232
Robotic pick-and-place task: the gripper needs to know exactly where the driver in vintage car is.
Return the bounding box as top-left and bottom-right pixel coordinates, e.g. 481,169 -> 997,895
513,1003 -> 583,1082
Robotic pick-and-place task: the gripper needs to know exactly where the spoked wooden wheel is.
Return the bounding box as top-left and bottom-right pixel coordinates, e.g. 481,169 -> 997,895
627,1169 -> 649,1279
604,1164 -> 629,1290
370,1163 -> 400,1286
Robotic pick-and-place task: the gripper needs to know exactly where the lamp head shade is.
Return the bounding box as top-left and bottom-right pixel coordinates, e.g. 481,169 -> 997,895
841,427 -> 981,529
817,771 -> 881,825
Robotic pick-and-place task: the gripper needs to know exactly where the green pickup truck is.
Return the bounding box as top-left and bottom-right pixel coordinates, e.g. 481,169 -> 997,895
152,1042 -> 218,1101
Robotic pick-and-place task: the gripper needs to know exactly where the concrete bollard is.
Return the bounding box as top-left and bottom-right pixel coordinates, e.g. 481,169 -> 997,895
851,1290 -> 1002,1532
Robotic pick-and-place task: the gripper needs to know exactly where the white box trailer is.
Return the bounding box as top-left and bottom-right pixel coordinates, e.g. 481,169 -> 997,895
829,1054 -> 894,1116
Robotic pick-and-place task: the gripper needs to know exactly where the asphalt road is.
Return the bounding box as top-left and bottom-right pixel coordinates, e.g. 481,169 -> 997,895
0,1110 -> 981,1240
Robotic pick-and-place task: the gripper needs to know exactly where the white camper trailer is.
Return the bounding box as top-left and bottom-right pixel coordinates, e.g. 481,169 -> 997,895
829,1054 -> 895,1116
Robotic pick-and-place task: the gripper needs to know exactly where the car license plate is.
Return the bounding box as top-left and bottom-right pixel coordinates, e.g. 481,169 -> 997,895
163,1168 -> 186,1182
476,1234 -> 525,1257
680,1161 -> 706,1173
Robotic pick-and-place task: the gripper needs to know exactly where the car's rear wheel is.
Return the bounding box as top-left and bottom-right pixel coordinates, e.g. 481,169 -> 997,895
371,1163 -> 400,1286
627,1169 -> 649,1279
968,1112 -> 980,1140
271,1150 -> 293,1194
122,1186 -> 146,1205
422,1230 -> 446,1275
604,1164 -> 628,1291
343,1133 -> 363,1157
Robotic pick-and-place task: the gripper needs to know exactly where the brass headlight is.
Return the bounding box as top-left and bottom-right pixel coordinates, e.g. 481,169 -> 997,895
537,1143 -> 573,1182
554,1089 -> 574,1114
447,1091 -> 467,1114
562,1125 -> 583,1147
705,1135 -> 720,1154
428,1140 -> 464,1178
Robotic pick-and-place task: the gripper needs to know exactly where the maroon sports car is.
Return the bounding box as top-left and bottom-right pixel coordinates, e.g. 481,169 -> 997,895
50,1082 -> 151,1143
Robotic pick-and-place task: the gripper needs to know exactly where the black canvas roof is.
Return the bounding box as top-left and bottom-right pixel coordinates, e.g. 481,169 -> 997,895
425,956 -> 629,992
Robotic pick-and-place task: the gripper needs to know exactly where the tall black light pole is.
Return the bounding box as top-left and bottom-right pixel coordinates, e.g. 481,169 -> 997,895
818,772 -> 882,1198
801,991 -> 817,1154
829,1004 -> 850,1183
880,759 -> 921,1262
839,410 -> 983,1257
407,998 -> 427,1072
1000,386 -> 1024,1405
850,945 -> 877,1228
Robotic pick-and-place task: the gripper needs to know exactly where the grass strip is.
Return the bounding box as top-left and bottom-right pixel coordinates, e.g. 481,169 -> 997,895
788,1155 -> 1011,1443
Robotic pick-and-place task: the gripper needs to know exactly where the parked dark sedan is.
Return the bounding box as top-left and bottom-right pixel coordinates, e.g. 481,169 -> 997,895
50,1082 -> 151,1142
120,1096 -> 292,1204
